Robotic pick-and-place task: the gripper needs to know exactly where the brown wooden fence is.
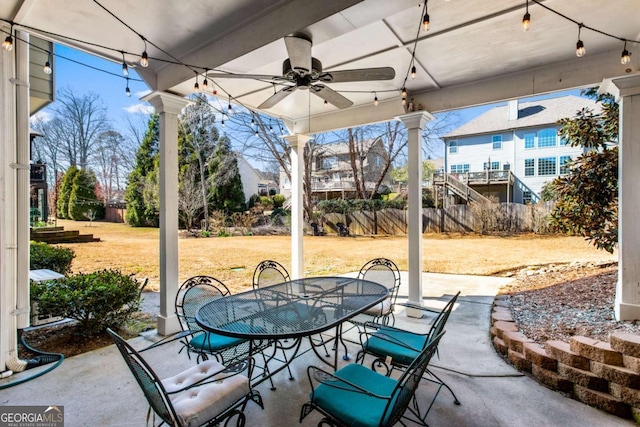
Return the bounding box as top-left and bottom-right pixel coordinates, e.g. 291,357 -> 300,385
320,202 -> 553,235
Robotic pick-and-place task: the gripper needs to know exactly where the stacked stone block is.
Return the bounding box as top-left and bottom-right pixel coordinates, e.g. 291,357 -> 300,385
490,296 -> 640,421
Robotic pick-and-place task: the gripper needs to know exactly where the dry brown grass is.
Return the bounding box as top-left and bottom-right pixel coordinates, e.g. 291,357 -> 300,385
56,219 -> 616,293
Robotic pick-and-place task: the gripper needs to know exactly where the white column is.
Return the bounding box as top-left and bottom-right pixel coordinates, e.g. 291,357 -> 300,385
397,111 -> 434,317
142,92 -> 190,335
283,134 -> 310,279
15,31 -> 30,330
601,76 -> 640,321
0,22 -> 17,372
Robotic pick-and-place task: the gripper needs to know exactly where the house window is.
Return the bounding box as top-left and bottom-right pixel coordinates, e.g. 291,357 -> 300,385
559,155 -> 571,174
503,163 -> 510,171
483,161 -> 500,170
524,133 -> 535,149
523,190 -> 532,204
524,158 -> 535,176
538,157 -> 556,176
537,128 -> 557,148
492,135 -> 502,150
322,157 -> 337,169
450,164 -> 469,173
448,140 -> 458,154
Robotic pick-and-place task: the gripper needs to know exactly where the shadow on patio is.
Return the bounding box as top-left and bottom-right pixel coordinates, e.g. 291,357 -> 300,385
1,272 -> 632,426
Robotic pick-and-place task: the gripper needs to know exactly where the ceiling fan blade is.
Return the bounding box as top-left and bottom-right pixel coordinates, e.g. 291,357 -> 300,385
206,72 -> 289,81
319,67 -> 396,83
312,85 -> 353,109
258,86 -> 298,109
284,36 -> 312,75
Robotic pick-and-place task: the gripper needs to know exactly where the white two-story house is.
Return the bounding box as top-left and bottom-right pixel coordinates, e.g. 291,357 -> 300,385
440,95 -> 598,204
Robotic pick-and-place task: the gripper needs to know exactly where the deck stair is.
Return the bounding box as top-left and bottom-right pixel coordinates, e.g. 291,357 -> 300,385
439,174 -> 490,204
30,226 -> 100,243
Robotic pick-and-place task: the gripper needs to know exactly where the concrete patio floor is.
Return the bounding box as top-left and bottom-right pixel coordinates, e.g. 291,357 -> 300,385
1,272 -> 634,426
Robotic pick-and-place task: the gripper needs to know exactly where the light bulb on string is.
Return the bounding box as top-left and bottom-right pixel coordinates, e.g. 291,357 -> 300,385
121,52 -> 128,77
194,73 -> 199,91
203,70 -> 209,90
411,65 -> 417,79
228,96 -> 233,113
522,0 -> 531,32
255,129 -> 259,137
2,24 -> 14,51
269,121 -> 274,132
401,87 -> 407,98
43,54 -> 52,75
575,24 -> 586,57
621,41 -> 631,64
221,117 -> 225,128
140,38 -> 149,67
324,100 -> 328,107
422,1 -> 430,32
374,93 -> 379,106
211,82 -> 217,95
125,78 -> 131,97
251,116 -> 256,128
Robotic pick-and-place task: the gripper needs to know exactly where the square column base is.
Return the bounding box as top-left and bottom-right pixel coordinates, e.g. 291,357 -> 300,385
157,314 -> 181,336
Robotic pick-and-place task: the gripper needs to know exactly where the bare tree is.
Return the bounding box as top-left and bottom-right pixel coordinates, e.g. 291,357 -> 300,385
93,130 -> 127,203
180,95 -> 218,230
178,164 -> 202,231
53,87 -> 110,168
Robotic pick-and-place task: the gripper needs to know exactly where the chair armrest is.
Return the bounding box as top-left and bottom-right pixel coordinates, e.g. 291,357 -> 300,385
306,366 -> 390,401
138,329 -> 202,352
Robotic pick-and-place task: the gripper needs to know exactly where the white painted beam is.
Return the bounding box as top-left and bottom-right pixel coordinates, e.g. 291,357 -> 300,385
158,0 -> 365,91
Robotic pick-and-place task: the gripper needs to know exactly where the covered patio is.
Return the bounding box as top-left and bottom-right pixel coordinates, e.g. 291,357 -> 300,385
2,0 -> 640,420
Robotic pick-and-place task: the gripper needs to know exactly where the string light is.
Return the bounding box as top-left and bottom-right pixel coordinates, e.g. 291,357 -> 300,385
621,40 -> 631,65
411,65 -> 416,79
43,53 -> 52,75
228,96 -> 232,112
211,81 -> 217,95
402,97 -> 406,106
401,87 -> 407,98
2,23 -> 13,51
522,0 -> 531,32
121,51 -> 128,76
269,120 -> 274,132
221,117 -> 225,127
251,116 -> 256,128
422,1 -> 430,32
139,38 -> 149,67
324,100 -> 328,107
374,93 -> 379,106
255,129 -> 259,137
193,73 -> 199,91
125,77 -> 131,97
575,24 -> 586,57
203,70 -> 208,90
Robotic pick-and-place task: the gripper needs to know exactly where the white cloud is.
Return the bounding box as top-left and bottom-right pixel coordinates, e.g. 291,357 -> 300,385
30,110 -> 53,124
135,89 -> 151,98
124,103 -> 154,114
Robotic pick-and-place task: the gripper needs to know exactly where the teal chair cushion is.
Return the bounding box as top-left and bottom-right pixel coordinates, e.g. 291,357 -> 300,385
364,327 -> 427,366
312,364 -> 398,427
189,323 -> 264,352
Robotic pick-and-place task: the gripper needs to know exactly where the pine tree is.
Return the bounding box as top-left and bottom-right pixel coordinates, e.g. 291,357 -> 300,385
210,136 -> 246,213
68,169 -> 102,220
125,115 -> 160,226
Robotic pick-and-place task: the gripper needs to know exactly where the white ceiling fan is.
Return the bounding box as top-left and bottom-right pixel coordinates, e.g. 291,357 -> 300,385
207,35 -> 396,109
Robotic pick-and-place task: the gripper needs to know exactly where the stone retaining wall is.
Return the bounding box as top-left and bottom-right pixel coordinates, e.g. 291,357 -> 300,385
491,295 -> 640,422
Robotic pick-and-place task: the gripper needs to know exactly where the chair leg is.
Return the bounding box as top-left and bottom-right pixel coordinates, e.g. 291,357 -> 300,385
426,367 -> 461,405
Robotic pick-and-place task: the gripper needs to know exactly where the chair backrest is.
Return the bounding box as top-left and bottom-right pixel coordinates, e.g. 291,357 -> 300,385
426,292 -> 460,345
252,260 -> 290,289
358,258 -> 401,304
175,275 -> 231,332
383,331 -> 445,426
107,328 -> 179,426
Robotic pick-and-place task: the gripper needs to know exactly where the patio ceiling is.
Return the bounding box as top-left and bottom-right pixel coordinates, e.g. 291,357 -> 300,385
3,0 -> 639,133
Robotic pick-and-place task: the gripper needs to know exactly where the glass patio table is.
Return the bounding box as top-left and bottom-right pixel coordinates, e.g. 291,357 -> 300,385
196,276 -> 388,385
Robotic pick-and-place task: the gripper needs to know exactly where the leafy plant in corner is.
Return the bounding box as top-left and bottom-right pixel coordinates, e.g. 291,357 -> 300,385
31,269 -> 143,337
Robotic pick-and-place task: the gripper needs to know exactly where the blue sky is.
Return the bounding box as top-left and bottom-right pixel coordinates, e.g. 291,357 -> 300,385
36,45 -> 583,158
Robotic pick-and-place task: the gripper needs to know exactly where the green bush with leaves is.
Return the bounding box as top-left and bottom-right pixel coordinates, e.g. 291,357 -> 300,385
31,269 -> 142,337
30,242 -> 75,275
272,194 -> 286,208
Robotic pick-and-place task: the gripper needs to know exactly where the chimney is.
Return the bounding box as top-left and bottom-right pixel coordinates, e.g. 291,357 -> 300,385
508,99 -> 519,121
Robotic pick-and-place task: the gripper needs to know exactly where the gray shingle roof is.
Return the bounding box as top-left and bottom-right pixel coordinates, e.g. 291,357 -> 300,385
445,95 -> 600,138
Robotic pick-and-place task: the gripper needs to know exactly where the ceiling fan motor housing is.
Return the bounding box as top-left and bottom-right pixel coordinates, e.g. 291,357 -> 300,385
283,57 -> 323,80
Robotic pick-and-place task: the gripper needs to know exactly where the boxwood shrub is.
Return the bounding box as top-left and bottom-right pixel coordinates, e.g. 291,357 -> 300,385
31,269 -> 143,337
30,241 -> 75,275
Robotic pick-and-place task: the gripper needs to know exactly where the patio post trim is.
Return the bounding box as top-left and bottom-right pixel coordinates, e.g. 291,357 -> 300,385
141,91 -> 190,335
397,111 -> 434,318
600,75 -> 640,321
283,134 -> 310,279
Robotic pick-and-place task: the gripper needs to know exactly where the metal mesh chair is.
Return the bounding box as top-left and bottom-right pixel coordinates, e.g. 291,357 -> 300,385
300,331 -> 445,427
353,258 -> 401,327
252,260 -> 290,289
355,292 -> 461,422
107,328 -> 263,427
175,275 -> 251,365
